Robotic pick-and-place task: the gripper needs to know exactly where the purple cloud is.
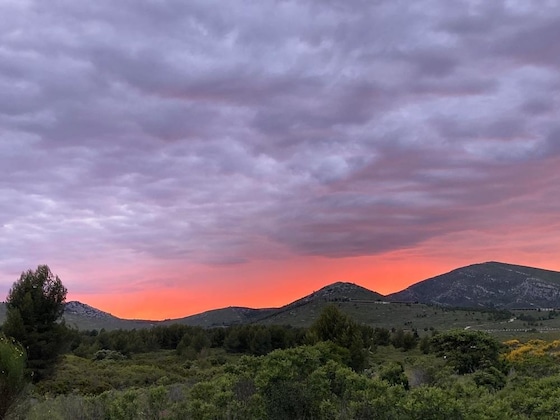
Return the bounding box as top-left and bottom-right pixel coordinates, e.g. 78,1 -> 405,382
1,0 -> 560,294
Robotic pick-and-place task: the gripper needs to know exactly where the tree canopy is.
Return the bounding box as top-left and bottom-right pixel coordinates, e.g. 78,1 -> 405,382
310,305 -> 367,371
430,329 -> 503,374
3,265 -> 68,380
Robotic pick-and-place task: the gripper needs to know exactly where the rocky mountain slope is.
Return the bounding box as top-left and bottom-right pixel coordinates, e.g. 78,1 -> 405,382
255,281 -> 386,326
287,281 -> 385,305
387,261 -> 560,309
62,301 -> 157,330
64,301 -> 115,319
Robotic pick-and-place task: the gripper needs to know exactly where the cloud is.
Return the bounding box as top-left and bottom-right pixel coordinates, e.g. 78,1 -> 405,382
1,0 -> 560,293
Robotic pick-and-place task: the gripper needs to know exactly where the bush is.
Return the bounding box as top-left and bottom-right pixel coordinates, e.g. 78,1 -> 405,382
0,335 -> 27,418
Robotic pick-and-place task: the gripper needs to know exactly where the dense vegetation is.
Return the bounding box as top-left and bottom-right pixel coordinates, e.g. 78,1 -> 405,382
6,267 -> 560,418
9,323 -> 560,419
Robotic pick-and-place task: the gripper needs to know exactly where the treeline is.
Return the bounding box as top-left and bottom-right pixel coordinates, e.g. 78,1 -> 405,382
69,324 -> 309,359
68,310 -> 419,362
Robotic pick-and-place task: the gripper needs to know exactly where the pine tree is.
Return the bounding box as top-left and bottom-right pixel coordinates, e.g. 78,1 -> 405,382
3,265 -> 69,380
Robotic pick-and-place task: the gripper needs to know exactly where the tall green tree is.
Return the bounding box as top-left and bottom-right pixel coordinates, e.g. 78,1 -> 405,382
3,265 -> 68,381
310,305 -> 367,371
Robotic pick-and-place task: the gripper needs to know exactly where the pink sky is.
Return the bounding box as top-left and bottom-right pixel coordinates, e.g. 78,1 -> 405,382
1,1 -> 560,320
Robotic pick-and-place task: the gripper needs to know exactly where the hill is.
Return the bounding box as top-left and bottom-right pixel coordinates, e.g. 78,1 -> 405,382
0,281 -> 384,330
387,261 -> 560,309
256,281 -> 385,326
160,306 -> 277,328
63,301 -> 157,330
159,281 -> 384,328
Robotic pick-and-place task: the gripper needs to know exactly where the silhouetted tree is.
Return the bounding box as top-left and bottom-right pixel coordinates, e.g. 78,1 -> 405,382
3,265 -> 68,380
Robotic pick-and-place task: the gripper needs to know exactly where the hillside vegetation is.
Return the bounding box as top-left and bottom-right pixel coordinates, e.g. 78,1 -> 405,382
7,306 -> 560,419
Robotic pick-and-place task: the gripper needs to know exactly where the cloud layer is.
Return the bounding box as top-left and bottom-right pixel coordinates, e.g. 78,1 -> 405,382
1,0 -> 560,313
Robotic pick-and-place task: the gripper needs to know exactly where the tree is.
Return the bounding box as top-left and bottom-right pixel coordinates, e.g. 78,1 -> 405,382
310,305 -> 367,371
430,330 -> 503,374
379,361 -> 409,389
3,265 -> 68,380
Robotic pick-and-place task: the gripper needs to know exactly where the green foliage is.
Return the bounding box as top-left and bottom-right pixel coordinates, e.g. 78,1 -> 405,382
35,352 -> 189,395
391,329 -> 419,351
176,327 -> 211,359
69,323 -> 307,362
0,334 -> 26,418
181,343 -> 396,419
472,366 -> 507,391
419,334 -> 431,354
430,330 -> 503,374
379,361 -> 409,389
3,265 -> 68,381
5,265 -> 67,328
400,386 -> 463,420
19,337 -> 560,419
310,305 -> 367,371
223,324 -> 306,355
372,327 -> 392,346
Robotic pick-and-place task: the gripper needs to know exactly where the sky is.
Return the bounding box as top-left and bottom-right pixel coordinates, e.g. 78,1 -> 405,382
1,0 -> 560,320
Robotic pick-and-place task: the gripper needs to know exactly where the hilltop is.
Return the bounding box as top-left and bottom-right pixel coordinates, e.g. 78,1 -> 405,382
387,261 -> 560,309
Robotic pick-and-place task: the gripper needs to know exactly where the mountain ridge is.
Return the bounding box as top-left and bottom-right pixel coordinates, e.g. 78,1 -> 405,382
2,261 -> 560,330
387,261 -> 560,309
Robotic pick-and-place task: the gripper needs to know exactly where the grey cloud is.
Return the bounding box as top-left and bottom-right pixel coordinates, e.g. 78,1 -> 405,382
494,17 -> 560,66
1,0 -> 560,286
430,117 -> 528,142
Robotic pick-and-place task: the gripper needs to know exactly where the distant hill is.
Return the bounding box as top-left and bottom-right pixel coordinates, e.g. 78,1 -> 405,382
64,301 -> 115,319
3,262 -> 560,331
256,281 -> 385,326
0,281 -> 385,330
63,301 -> 157,330
0,301 -> 158,331
287,281 -> 385,306
387,261 -> 560,309
160,306 -> 277,328
161,282 -> 384,328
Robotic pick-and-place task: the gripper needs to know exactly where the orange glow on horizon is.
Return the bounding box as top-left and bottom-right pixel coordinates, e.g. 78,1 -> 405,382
67,243 -> 560,321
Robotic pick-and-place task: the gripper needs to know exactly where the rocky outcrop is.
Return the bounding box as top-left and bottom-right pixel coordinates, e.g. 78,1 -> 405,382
64,301 -> 115,319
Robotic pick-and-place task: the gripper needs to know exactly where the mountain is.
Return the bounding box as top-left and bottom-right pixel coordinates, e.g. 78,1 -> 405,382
256,281 -> 385,326
64,301 -> 115,319
0,300 -> 157,330
387,261 -> 560,309
161,306 -> 277,328
287,281 -> 385,305
161,282 -> 384,328
63,301 -> 158,330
